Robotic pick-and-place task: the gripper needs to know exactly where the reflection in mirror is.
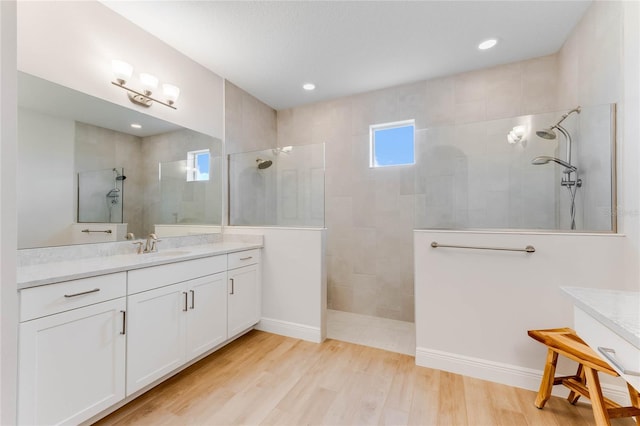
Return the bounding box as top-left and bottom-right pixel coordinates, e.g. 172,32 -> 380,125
17,71 -> 223,249
78,167 -> 126,223
159,155 -> 223,226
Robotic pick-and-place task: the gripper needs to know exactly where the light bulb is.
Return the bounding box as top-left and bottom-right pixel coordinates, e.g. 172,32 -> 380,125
139,73 -> 158,95
162,83 -> 180,105
112,60 -> 133,85
478,39 -> 498,50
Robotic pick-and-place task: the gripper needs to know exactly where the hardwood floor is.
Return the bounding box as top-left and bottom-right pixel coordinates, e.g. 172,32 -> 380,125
95,330 -> 634,426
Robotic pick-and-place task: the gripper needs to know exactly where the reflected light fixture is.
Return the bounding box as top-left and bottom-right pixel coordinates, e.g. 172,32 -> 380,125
478,38 -> 498,50
111,60 -> 180,109
303,83 -> 316,91
507,125 -> 526,144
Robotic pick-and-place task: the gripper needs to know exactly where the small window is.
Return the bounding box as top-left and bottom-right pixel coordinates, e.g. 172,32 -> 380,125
186,149 -> 210,182
370,120 -> 415,167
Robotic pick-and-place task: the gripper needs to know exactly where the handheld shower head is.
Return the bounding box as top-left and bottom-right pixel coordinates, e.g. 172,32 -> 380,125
531,156 -> 577,173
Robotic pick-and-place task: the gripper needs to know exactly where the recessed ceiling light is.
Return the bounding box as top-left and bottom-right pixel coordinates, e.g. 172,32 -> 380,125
478,38 -> 498,50
130,123 -> 142,129
303,83 -> 316,91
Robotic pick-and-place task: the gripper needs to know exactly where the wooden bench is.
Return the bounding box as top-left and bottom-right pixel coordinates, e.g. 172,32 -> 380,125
528,327 -> 640,426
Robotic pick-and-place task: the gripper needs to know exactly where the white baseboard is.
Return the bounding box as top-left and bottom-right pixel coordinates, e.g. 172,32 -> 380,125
415,346 -> 630,405
256,317 -> 323,343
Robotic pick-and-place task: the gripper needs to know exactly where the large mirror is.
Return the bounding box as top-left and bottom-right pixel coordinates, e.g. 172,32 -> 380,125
17,72 -> 223,249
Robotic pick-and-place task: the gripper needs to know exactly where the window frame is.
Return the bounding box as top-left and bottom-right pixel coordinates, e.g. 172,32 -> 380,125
186,149 -> 211,182
369,119 -> 416,168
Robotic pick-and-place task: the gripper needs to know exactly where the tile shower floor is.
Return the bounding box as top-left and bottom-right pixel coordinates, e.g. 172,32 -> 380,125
326,309 -> 415,356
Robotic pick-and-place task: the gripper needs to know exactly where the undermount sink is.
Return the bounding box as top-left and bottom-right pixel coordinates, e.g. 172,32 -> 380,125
146,250 -> 192,257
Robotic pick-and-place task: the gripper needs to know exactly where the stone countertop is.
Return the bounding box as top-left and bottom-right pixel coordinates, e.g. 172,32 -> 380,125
562,286 -> 640,350
18,241 -> 263,290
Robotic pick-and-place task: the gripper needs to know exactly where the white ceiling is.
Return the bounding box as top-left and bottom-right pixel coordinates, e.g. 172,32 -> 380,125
101,1 -> 591,111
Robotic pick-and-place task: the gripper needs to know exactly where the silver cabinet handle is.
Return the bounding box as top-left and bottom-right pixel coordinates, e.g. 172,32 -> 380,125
598,347 -> 640,376
189,290 -> 195,310
120,310 -> 126,335
182,292 -> 188,312
64,288 -> 100,298
240,256 -> 253,261
230,278 -> 235,295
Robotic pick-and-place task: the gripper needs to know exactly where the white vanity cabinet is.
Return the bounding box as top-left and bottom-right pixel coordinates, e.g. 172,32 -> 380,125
18,273 -> 127,426
126,256 -> 228,395
18,246 -> 262,424
227,249 -> 261,338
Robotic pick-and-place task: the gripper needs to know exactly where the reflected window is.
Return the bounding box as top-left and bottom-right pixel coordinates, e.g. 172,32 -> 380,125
187,149 -> 210,182
370,120 -> 415,167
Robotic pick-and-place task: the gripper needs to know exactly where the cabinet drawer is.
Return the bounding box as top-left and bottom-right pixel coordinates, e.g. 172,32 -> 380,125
127,255 -> 227,295
20,272 -> 126,322
228,249 -> 261,270
575,307 -> 640,392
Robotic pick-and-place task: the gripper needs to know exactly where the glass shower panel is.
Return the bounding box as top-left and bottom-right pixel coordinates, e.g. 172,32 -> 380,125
228,143 -> 325,227
78,167 -> 124,223
158,156 -> 223,225
414,104 -> 615,232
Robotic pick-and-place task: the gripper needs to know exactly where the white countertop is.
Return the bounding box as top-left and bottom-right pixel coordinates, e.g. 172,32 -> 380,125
18,241 -> 263,290
562,286 -> 640,350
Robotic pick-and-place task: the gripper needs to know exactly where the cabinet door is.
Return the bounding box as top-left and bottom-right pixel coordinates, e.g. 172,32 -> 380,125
18,298 -> 126,426
126,283 -> 187,395
227,264 -> 261,338
185,272 -> 228,360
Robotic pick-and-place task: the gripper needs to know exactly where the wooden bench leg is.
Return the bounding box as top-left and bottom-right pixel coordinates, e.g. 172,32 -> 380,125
567,364 -> 584,405
535,349 -> 558,409
584,366 -> 611,426
627,383 -> 640,426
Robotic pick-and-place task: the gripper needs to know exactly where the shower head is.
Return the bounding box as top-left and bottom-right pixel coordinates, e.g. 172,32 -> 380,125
536,128 -> 557,140
113,168 -> 127,180
256,158 -> 273,170
531,156 -> 577,173
536,106 -> 582,140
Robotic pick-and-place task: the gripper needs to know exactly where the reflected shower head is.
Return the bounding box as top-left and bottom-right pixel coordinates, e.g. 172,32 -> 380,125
113,168 -> 127,180
256,158 -> 273,170
531,156 -> 577,173
536,128 -> 557,140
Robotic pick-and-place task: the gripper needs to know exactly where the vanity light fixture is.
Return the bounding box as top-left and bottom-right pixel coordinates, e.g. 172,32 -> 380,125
478,38 -> 498,50
507,125 -> 526,144
111,60 -> 180,110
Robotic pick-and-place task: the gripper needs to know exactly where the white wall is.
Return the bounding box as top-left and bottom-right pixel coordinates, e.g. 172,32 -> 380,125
17,1 -> 224,139
226,227 -> 326,343
17,108 -> 75,248
0,1 -> 18,423
413,1 -> 640,397
621,1 -> 640,282
414,230 -> 636,394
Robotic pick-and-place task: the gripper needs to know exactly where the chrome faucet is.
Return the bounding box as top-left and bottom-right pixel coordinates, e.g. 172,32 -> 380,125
145,233 -> 160,253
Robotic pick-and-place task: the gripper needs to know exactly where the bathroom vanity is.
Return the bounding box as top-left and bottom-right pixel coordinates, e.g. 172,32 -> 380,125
16,240 -> 262,425
563,287 -> 640,393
